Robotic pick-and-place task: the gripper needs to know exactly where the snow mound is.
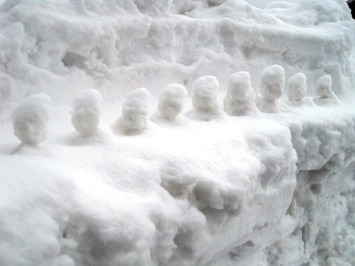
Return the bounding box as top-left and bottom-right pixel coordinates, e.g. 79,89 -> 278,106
71,89 -> 103,136
314,74 -> 341,106
11,93 -> 52,145
187,75 -> 224,121
113,88 -> 151,135
223,71 -> 257,116
257,64 -> 285,113
287,72 -> 307,102
157,83 -> 187,121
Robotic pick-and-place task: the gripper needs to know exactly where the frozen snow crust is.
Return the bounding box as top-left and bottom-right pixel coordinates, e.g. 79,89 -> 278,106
1,0 -> 355,266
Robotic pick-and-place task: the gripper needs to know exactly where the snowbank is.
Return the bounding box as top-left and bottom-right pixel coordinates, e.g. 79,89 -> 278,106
1,105 -> 355,266
0,0 -> 353,104
0,0 -> 355,266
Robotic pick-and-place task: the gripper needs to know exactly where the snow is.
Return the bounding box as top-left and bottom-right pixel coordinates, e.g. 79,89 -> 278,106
187,75 -> 224,121
11,93 -> 52,145
257,64 -> 285,113
286,72 -> 315,107
287,73 -> 307,102
223,71 -> 258,116
113,88 -> 151,135
71,89 -> 103,137
0,0 -> 355,266
155,83 -> 187,121
314,74 -> 342,107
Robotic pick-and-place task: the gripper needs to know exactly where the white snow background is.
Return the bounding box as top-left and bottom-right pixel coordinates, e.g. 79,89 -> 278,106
0,0 -> 355,266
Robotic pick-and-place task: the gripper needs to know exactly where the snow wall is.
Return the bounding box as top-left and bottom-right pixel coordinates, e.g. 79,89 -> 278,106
1,0 -> 355,266
0,0 -> 354,104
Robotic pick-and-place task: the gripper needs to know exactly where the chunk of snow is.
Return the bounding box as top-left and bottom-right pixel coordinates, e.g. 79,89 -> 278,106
257,64 -> 285,113
113,88 -> 151,135
314,74 -> 341,106
71,89 -> 103,136
287,72 -> 307,102
187,75 -> 223,121
286,72 -> 315,107
260,64 -> 285,101
157,83 -> 187,121
223,71 -> 257,116
11,93 -> 52,145
316,74 -> 333,98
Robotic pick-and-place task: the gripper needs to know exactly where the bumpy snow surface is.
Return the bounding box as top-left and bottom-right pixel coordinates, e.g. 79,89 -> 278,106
1,1 -> 355,266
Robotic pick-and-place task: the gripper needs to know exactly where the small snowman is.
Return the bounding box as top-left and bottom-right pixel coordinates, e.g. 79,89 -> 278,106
224,71 -> 257,116
113,88 -> 151,135
257,64 -> 285,113
12,93 -> 52,145
71,89 -> 103,136
287,73 -> 315,107
157,83 -> 187,121
187,75 -> 223,120
314,74 -> 340,106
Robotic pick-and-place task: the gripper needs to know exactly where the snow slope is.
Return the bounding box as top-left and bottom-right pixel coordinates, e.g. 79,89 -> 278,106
0,0 -> 355,266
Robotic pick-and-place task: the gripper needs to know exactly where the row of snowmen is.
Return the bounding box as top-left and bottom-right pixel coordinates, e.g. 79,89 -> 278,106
11,64 -> 339,145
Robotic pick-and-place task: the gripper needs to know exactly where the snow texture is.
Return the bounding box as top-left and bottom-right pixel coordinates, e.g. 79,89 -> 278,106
187,75 -> 224,121
0,0 -> 355,266
157,83 -> 187,121
71,89 -> 103,136
257,64 -> 285,113
223,71 -> 258,116
11,93 -> 52,145
113,88 -> 151,135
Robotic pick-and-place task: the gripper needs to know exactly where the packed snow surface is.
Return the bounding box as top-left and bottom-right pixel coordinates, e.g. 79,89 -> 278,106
0,0 -> 355,266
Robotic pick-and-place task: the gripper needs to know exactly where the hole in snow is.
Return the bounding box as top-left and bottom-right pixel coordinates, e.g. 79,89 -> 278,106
310,183 -> 322,195
62,52 -> 86,69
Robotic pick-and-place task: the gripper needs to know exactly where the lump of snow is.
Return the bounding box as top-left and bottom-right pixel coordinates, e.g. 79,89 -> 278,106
157,83 -> 187,121
257,64 -> 285,113
314,74 -> 341,106
12,93 -> 52,145
223,71 -> 257,116
113,88 -> 151,135
187,75 -> 223,121
287,72 -> 315,107
71,89 -> 103,137
260,64 -> 285,101
287,73 -> 307,102
192,76 -> 220,112
316,74 -> 333,98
